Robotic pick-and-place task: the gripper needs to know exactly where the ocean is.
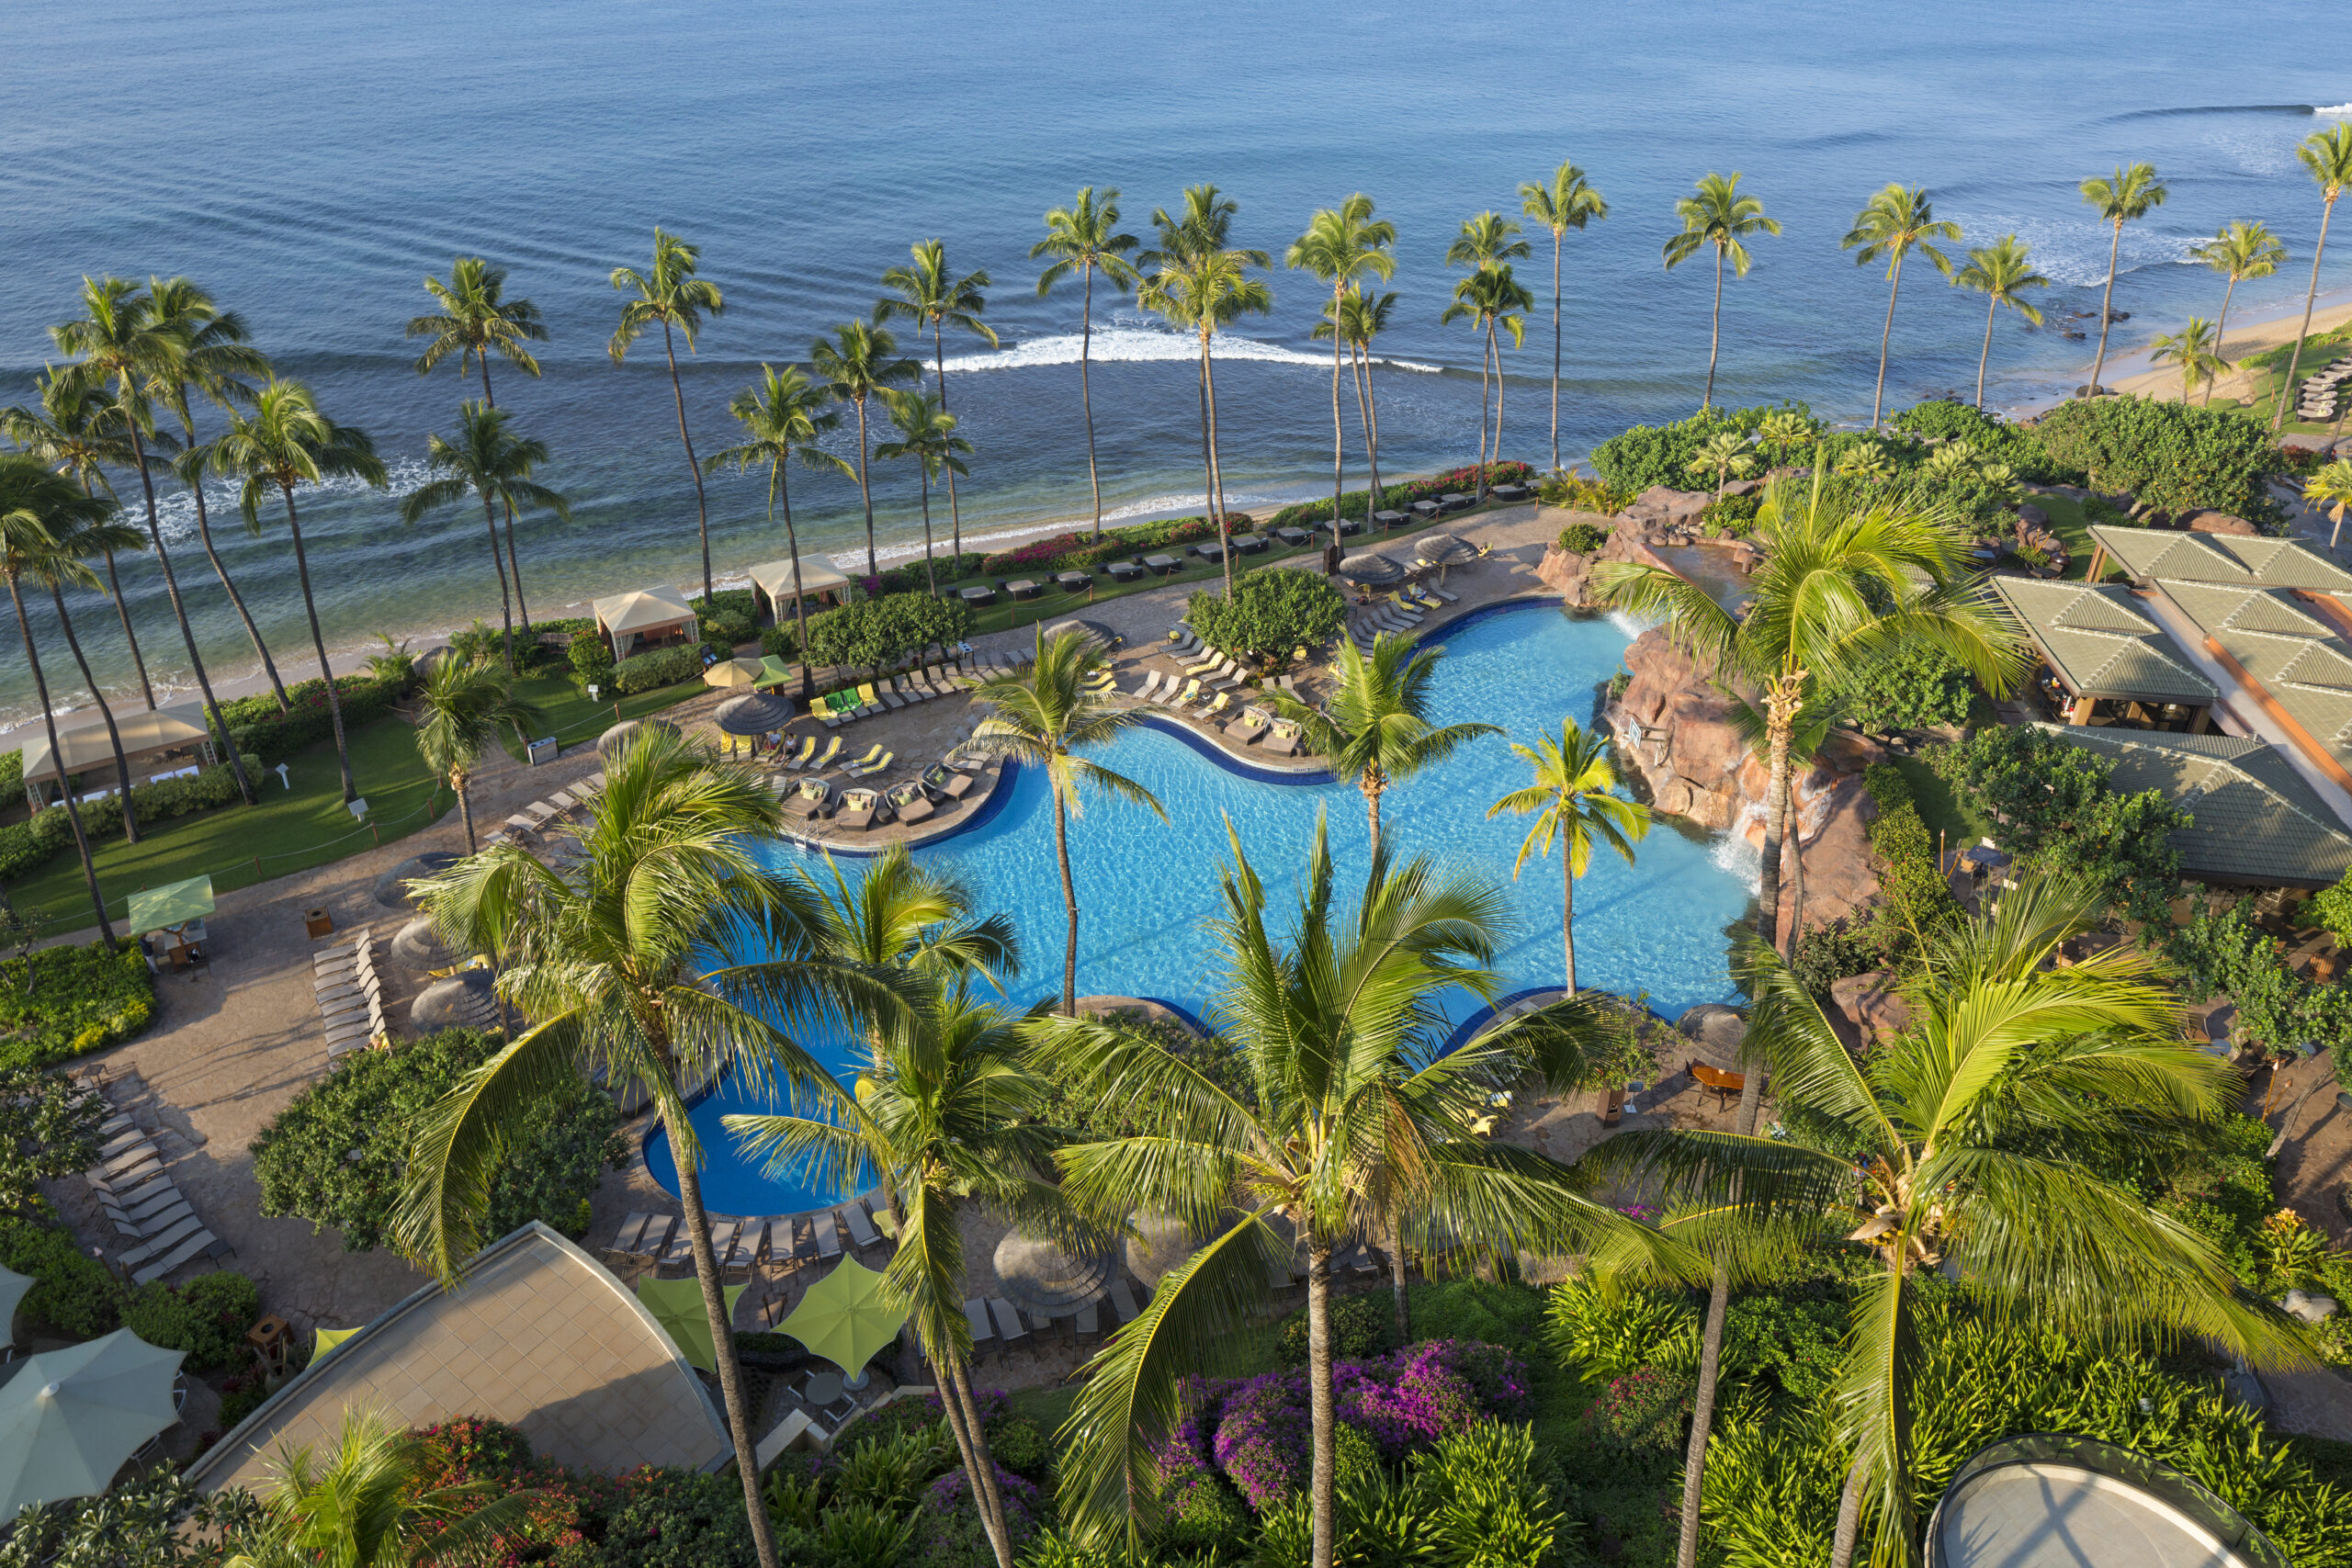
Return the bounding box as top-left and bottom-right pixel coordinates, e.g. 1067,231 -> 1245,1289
2,0 -> 2346,726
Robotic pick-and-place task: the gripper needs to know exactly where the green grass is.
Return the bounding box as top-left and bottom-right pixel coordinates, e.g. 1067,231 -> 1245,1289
2032,492 -> 2096,581
1886,753 -> 1991,849
495,670 -> 711,762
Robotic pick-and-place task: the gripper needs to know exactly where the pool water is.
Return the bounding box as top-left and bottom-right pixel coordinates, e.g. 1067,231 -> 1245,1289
645,601 -> 1754,1216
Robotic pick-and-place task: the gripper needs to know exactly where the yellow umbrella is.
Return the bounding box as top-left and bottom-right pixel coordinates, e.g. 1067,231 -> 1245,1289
779,1257 -> 905,1386
703,658 -> 764,689
636,1276 -> 746,1372
312,1326 -> 362,1363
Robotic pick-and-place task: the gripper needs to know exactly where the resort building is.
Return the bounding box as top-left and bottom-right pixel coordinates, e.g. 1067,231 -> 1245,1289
1988,577 -> 2217,732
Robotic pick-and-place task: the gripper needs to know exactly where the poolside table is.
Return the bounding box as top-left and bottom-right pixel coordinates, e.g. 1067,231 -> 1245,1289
1054,570 -> 1092,591
1143,554 -> 1179,575
959,585 -> 996,606
1007,579 -> 1041,599
1409,500 -> 1442,520
1193,543 -> 1227,564
804,1370 -> 844,1406
1105,559 -> 1144,582
1274,526 -> 1311,547
1490,482 -> 1530,502
1233,533 -> 1267,554
1338,516 -> 1369,536
1439,492 -> 1472,512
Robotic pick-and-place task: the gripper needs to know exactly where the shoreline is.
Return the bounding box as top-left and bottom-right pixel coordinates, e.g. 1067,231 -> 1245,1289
2012,285 -> 2352,417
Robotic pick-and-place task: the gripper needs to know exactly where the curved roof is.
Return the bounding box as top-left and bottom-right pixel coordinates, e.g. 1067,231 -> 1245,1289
1989,578 -> 2215,705
16,700 -> 211,782
182,1223 -> 730,1492
749,556 -> 851,599
594,584 -> 697,636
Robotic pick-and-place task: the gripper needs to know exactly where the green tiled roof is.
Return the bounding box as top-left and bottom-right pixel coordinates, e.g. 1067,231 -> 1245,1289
1988,577 -> 2214,704
2089,525 -> 2352,591
2158,580 -> 2352,759
2035,724 -> 2352,886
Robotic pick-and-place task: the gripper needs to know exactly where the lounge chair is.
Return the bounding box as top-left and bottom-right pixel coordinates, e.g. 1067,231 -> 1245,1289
780,735 -> 817,770
886,781 -> 933,823
989,1299 -> 1029,1347
1265,721 -> 1302,757
836,789 -> 881,830
842,1202 -> 881,1247
1167,678 -> 1203,710
845,749 -> 894,780
1195,692 -> 1232,722
785,779 -> 833,819
924,761 -> 976,799
1133,671 -> 1165,704
965,1298 -> 997,1352
1107,1278 -> 1142,1325
1204,659 -> 1247,693
806,736 -> 843,774
1180,643 -> 1222,671
814,1212 -> 843,1258
1225,707 -> 1272,743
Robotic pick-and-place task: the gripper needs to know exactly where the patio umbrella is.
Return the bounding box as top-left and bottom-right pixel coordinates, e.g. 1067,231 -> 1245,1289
638,1276 -> 748,1374
0,1267 -> 29,1334
411,969 -> 499,1034
1123,1213 -> 1196,1292
373,852 -> 458,910
312,1325 -> 362,1363
779,1257 -> 906,1386
713,693 -> 795,737
993,1228 -> 1116,1318
1413,533 -> 1471,583
0,1330 -> 184,1515
704,658 -> 764,689
390,914 -> 469,971
1337,552 -> 1403,586
598,716 -> 679,762
125,875 -> 213,939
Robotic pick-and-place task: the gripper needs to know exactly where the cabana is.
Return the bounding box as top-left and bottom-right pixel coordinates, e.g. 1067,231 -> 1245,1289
593,585 -> 698,660
1987,577 -> 2216,733
17,699 -> 217,807
749,556 -> 852,621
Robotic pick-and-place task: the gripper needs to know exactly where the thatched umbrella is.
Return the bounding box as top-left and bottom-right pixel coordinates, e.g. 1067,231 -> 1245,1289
390,914 -> 470,971
411,968 -> 500,1034
1337,552 -> 1403,586
714,693 -> 794,737
1413,533 -> 1472,584
373,852 -> 458,910
598,716 -> 679,762
1124,1213 -> 1197,1292
992,1229 -> 1117,1319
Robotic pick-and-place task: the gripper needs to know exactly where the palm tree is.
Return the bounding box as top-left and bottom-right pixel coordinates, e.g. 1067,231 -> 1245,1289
399,402 -> 571,669
2271,125 -> 2352,434
2077,163 -> 2168,400
0,456 -> 122,943
705,365 -> 855,701
143,278 -> 288,713
227,1407 -> 544,1568
1444,213 -> 1532,497
2304,457 -> 2352,551
413,654 -> 540,852
52,276 -> 256,806
209,379 -> 389,804
1487,718 -> 1648,993
2188,220 -> 2285,407
2147,317 -> 2230,403
609,230 -> 725,601
1030,821 -> 1634,1567
1520,162 -> 1610,473
1841,185 -> 1962,429
1313,288 -> 1398,554
1952,235 -> 2049,408
1288,197 -> 1396,547
410,257 -> 550,634
1271,633 -> 1497,854
878,242 -> 996,564
1664,174 -> 1781,413
1140,187 -> 1272,601
1686,428 -> 1756,498
1439,265 -> 1534,506
0,365 -> 158,712
967,628 -> 1164,1015
1612,875 -> 2313,1568
1034,188 -> 1141,540
809,321 -> 921,579
874,389 -> 972,598
34,512 -> 153,845
394,729 -> 898,1568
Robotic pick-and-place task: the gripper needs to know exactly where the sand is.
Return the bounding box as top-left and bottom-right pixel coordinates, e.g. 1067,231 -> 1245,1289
2099,290 -> 2352,408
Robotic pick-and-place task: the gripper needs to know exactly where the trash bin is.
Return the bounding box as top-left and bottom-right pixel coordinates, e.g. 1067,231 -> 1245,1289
526,736 -> 559,766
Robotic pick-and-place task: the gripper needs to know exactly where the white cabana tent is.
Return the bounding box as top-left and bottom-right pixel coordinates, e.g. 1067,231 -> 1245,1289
17,700 -> 217,808
749,557 -> 851,619
593,585 -> 698,660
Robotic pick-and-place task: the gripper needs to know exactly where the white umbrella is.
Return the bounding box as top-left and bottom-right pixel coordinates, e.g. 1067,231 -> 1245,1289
0,1268 -> 28,1334
0,1330 -> 184,1514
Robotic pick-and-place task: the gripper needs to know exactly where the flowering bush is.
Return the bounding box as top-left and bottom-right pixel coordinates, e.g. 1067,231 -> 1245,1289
918,1464 -> 1038,1568
1267,462 -> 1535,530
1587,1368 -> 1693,1458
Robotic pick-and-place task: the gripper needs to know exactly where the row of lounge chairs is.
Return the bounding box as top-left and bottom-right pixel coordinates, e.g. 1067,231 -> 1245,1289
85,1104 -> 232,1285
315,931 -> 385,1059
607,1193 -> 897,1280
486,776 -> 603,852
2297,357 -> 2352,421
962,1275 -> 1150,1356
814,667 -> 968,727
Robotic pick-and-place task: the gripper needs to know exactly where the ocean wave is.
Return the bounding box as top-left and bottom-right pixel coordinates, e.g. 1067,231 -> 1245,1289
940,324 -> 1443,376
1943,210 -> 2201,289
2320,103 -> 2352,118
142,457 -> 437,546
2101,103 -> 2324,121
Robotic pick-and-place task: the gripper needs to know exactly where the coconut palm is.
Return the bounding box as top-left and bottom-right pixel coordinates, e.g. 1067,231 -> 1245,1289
1313,288 -> 1398,553
1033,188 -> 1142,540
1664,174 -> 1781,413
1611,874 -> 2314,1568
1444,213 -> 1532,497
0,456 -> 122,942
1287,197 -> 1396,547
2077,163 -> 2168,400
873,389 -> 973,599
1686,428 -> 1756,498
1029,820 -> 1634,1567
2272,125 -> 2352,434
967,629 -> 1165,1016
399,403 -> 571,669
609,229 -> 724,601
32,512 -> 153,846
53,277 -> 256,806
1841,185 -> 1962,429
2188,221 -> 2285,407
705,365 -> 855,701
1951,236 -> 2049,408
209,379 -> 388,804
394,729 -> 900,1568
1520,161 -> 1610,472
412,654 -> 540,852
1755,408 -> 1820,466
2305,457 -> 2352,550
1439,265 -> 1534,505
1271,632 -> 1498,855
878,241 -> 996,563
1486,718 -> 1649,993
142,278 -> 288,713
2147,317 -> 2230,403
1139,186 -> 1272,601
809,321 -> 921,579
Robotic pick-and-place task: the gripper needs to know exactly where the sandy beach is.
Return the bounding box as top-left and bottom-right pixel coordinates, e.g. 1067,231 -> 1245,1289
2080,288 -> 2352,409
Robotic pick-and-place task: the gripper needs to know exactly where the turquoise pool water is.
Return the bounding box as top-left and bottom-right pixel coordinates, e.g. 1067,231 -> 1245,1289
646,601 -> 1754,1215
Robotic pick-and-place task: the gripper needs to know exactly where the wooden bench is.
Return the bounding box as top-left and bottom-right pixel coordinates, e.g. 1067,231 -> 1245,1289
1688,1060 -> 1745,1111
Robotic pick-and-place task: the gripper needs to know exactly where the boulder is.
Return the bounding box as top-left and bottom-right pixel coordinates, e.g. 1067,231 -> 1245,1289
2187,511 -> 2258,536
1720,478 -> 1760,499
1831,970 -> 1913,1043
2283,1289 -> 2340,1325
2015,502 -> 2049,527
1536,544 -> 1589,604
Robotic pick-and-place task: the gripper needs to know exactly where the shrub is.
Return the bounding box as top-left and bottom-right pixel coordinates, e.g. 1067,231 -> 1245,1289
2030,395 -> 2288,529
1831,641 -> 1977,733
759,623 -> 797,660
1543,1277 -> 1699,1379
2165,899 -> 2352,1058
216,672 -> 405,763
1700,491 -> 1761,536
1586,1367 -> 1692,1460
916,1465 -> 1038,1568
1555,520 -> 1607,554
1277,1292 -> 1398,1365
1590,404 -> 1818,492
0,1210 -> 122,1337
1408,1422 -> 1567,1568
1539,474 -> 1630,515
1723,1293 -> 1845,1404
0,758 -> 257,883
608,645 -> 704,696
597,1468 -> 757,1568
1891,399 -> 2076,485
0,941 -> 153,1069
1185,568 -> 1346,662
568,633 -> 615,685
689,591 -> 759,649
1265,464 -> 1534,531
986,1416 -> 1048,1481
800,594 -> 973,674
2308,865 -> 2352,944
120,1272 -> 259,1371
1860,761 -> 1965,967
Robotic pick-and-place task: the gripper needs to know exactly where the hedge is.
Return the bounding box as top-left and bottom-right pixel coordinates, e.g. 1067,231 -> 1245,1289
689,590 -> 759,649
2028,395 -> 2289,529
799,594 -> 973,673
980,516 -> 1234,577
0,1213 -> 123,1338
608,645 -> 705,696
0,940 -> 155,1068
876,553 -> 988,593
1186,568 -> 1346,661
0,755 -> 258,882
214,672 -> 407,763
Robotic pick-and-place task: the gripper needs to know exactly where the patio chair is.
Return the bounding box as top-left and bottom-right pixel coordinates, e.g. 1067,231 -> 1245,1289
1133,671 -> 1165,704
1107,1279 -> 1142,1325
814,1212 -> 842,1259
842,1202 -> 881,1248
989,1299 -> 1029,1347
609,1213 -> 652,1258
965,1297 -> 997,1353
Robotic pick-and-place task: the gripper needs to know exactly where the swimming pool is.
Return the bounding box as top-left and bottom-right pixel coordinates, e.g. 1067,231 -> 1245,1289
645,600 -> 1755,1216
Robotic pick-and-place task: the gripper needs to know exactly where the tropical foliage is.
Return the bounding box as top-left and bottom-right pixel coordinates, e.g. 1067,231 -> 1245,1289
1184,568 -> 1347,662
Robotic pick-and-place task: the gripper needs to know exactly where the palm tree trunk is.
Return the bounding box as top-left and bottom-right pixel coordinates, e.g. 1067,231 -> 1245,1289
659,321 -> 715,604
780,472 -> 815,703
124,422 -> 254,806
2209,276 -> 2238,408
1703,247 -> 1725,412
1363,767 -> 1385,856
919,468 -> 937,597
281,488 -> 356,804
1196,350 -> 1216,555
932,1355 -> 1010,1564
47,584 -> 138,843
664,1107 -> 785,1568
943,1357 -> 1015,1568
502,500 -> 532,635
1756,682 -> 1799,954
1082,264 -> 1102,542
1388,1218 -> 1410,1344
1054,782 -> 1080,1018
99,552 -> 153,709
1828,1452 -> 1871,1568
1330,282 -> 1347,541
7,577 -> 114,946
2088,220 -> 2123,400
2273,195 -> 2339,434
1561,859 -> 1576,994
1673,1060 -> 1768,1568
183,461 -> 290,712
479,358 -> 535,634
1476,328 -> 1494,482
1363,341 -> 1383,545
1487,321 -> 1506,502
1346,343 -> 1375,566
1975,293 -> 1997,409
453,770 -> 476,852
1204,344 -> 1234,602
1872,254 -> 1905,429
1551,233 -> 1565,473
481,493 -> 516,671
932,328 -> 968,570
854,395 -> 879,579
1305,1238 -> 1338,1568
1785,791 -> 1806,949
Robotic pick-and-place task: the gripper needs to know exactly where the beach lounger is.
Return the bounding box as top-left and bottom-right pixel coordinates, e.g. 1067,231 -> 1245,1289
708,1219 -> 741,1262
1108,1279 -> 1142,1325
815,1212 -> 842,1258
1205,660 -> 1248,693
522,800 -> 559,826
808,736 -> 842,773
783,1215 -> 815,1262
100,1139 -> 162,1177
842,1202 -> 880,1248
119,1213 -> 205,1269
781,735 -> 818,770
922,761 -> 974,799
836,790 -> 880,830
610,1213 -> 652,1257
1225,707 -> 1271,743
1075,1298 -> 1102,1341
660,1224 -> 695,1266
1265,722 -> 1301,757
965,1298 -> 997,1350
1131,671 -> 1164,704
989,1299 -> 1029,1347
130,1229 -> 220,1286
1195,692 -> 1231,722
846,750 -> 895,780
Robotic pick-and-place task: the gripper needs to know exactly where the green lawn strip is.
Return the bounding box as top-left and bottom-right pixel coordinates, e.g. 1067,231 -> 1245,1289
2030,492 -> 2096,580
1886,752 -> 1990,849
496,671 -> 712,762
12,712 -> 449,938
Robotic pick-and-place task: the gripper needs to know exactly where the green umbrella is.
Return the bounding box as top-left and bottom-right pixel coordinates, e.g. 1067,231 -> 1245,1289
125,875 -> 213,938
779,1257 -> 906,1384
0,1268 -> 29,1334
0,1330 -> 184,1514
636,1276 -> 747,1373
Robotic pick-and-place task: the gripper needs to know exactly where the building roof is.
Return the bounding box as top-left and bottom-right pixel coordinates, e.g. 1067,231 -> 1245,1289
2155,580 -> 2352,778
1987,578 -> 2215,704
16,700 -> 212,783
2088,525 -> 2352,592
182,1223 -> 731,1494
748,555 -> 850,599
593,584 -> 697,636
2036,723 -> 2352,886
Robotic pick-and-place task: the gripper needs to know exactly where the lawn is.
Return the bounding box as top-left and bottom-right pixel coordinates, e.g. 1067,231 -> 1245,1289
2033,491 -> 2096,581
1887,752 -> 1991,849
495,670 -> 712,762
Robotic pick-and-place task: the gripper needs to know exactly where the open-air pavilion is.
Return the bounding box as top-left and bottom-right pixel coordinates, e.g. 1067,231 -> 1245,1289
593,585 -> 698,660
2153,578 -> 2352,798
749,556 -> 852,621
2084,525 -> 2352,593
1988,577 -> 2216,732
16,699 -> 217,807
